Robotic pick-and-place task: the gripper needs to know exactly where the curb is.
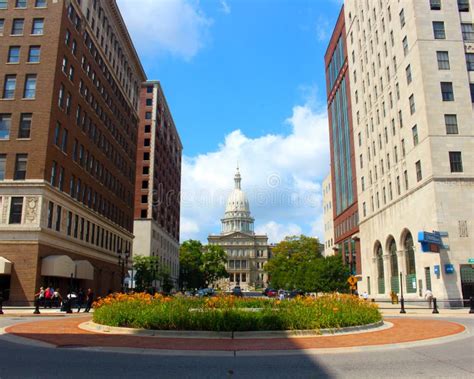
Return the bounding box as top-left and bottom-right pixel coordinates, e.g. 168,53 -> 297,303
79,320 -> 387,339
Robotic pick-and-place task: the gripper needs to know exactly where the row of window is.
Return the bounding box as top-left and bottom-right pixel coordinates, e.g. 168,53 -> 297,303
334,211 -> 359,240
0,17 -> 43,36
45,200 -> 129,254
229,273 -> 247,283
3,45 -> 40,64
2,74 -> 36,99
0,113 -> 31,139
361,152 -> 464,217
429,0 -> 470,12
0,0 -> 47,9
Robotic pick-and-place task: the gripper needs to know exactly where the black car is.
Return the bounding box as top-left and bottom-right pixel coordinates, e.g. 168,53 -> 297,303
289,290 -> 305,298
232,286 -> 243,297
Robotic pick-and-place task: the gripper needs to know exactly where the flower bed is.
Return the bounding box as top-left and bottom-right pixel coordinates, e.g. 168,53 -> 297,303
92,293 -> 382,332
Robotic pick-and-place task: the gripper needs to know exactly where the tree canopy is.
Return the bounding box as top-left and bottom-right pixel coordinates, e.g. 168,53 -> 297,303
133,255 -> 173,293
179,240 -> 228,289
265,235 -> 350,292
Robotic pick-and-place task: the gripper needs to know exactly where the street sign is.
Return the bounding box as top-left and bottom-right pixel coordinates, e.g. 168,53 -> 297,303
347,276 -> 357,286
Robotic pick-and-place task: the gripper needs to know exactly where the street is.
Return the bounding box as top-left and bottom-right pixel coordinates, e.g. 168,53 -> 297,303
0,317 -> 473,379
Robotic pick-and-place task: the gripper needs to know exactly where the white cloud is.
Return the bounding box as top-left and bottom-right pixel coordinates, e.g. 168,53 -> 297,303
255,222 -> 302,244
117,0 -> 213,60
316,16 -> 330,42
180,99 -> 330,244
219,0 -> 231,14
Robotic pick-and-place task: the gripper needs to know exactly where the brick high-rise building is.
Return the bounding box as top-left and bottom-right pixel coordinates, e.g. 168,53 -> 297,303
133,81 -> 182,287
0,0 -> 146,304
325,6 -> 361,280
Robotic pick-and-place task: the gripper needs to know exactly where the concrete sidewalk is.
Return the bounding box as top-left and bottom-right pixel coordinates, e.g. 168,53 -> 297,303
1,307 -> 92,317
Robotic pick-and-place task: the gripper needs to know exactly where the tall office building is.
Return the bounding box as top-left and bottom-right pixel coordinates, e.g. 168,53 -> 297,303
324,7 -> 361,278
133,81 -> 182,287
322,172 -> 336,257
0,0 -> 146,304
343,0 -> 473,301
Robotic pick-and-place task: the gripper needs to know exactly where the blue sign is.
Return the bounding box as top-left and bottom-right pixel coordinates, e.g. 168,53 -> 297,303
434,265 -> 440,275
445,264 -> 454,274
418,231 -> 443,252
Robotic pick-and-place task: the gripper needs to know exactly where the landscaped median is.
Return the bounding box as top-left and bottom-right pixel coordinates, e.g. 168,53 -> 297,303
92,293 -> 382,332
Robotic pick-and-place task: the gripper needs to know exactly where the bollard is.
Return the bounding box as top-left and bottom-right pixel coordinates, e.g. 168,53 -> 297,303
432,297 -> 439,314
33,297 -> 41,314
0,292 -> 3,315
469,296 -> 474,314
400,296 -> 406,314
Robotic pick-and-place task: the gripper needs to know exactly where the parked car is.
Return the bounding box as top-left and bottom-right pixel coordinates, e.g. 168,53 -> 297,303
196,288 -> 215,297
263,288 -> 277,297
289,290 -> 305,298
232,286 -> 243,297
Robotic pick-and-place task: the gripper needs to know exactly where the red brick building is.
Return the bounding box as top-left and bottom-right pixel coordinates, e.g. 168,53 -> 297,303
133,82 -> 182,287
324,6 -> 361,278
0,0 -> 146,304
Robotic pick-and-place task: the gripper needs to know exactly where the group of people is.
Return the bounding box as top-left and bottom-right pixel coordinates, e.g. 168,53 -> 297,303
35,286 -> 94,312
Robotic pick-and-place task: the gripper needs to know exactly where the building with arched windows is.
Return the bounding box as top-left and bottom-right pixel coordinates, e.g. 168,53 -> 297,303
208,168 -> 269,291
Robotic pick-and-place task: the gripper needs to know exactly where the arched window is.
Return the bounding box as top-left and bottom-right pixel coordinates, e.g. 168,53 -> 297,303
404,231 -> 417,293
389,238 -> 399,293
376,243 -> 385,294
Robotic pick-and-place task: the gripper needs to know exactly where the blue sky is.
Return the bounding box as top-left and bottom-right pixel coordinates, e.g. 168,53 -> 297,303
117,0 -> 342,243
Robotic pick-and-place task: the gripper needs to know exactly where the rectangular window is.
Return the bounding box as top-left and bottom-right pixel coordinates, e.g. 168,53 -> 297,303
445,114 -> 458,134
466,53 -> 474,71
402,36 -> 408,55
9,197 -> 23,224
50,160 -> 57,185
67,211 -> 72,236
404,170 -> 409,190
437,51 -> 450,70
0,154 -> 5,180
35,0 -> 47,6
11,19 -> 24,35
405,65 -> 412,84
409,95 -> 415,114
47,201 -> 54,228
58,166 -> 64,191
7,46 -> 20,63
61,128 -> 68,152
0,19 -> 4,35
412,125 -> 419,146
145,112 -> 152,120
416,161 -> 422,182
441,82 -> 454,101
23,74 -> 37,98
28,46 -> 41,63
399,9 -> 405,28
3,75 -> 16,99
18,113 -> 32,138
14,154 -> 27,180
458,0 -> 469,12
430,0 -> 441,10
53,123 -> 60,146
0,114 -> 11,139
396,176 -> 401,195
433,21 -> 445,39
0,1 -> 6,9
146,98 -> 152,106
461,23 -> 474,41
74,214 -> 78,238
58,83 -> 64,107
449,152 -> 463,172
31,18 -> 44,35
401,139 -> 406,157
15,0 -> 27,7
69,175 -> 76,197
55,205 -> 62,231
470,83 -> 474,103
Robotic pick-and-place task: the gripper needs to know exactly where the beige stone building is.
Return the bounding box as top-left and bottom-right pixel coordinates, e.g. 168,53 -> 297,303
343,0 -> 474,301
322,172 -> 336,257
208,169 -> 269,291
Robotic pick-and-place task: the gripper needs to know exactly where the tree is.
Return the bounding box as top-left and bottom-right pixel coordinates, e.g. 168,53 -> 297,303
265,235 -> 350,292
179,240 -> 229,289
201,245 -> 228,287
133,255 -> 160,292
158,266 -> 174,294
179,240 -> 204,290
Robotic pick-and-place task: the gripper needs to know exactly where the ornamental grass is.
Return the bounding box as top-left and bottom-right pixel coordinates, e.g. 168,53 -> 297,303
92,293 -> 381,332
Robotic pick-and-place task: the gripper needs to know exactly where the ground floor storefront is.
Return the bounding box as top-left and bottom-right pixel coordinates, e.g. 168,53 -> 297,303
0,243 -> 121,305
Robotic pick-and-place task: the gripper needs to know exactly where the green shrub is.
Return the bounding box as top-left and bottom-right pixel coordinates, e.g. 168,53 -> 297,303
93,293 -> 382,332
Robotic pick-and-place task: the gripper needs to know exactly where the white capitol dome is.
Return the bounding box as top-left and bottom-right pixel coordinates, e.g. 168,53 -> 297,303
221,168 -> 254,234
225,169 -> 250,214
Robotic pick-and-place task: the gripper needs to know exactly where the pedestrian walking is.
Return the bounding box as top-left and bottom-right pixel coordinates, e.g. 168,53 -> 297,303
35,287 -> 45,307
44,286 -> 54,308
76,288 -> 85,312
84,288 -> 94,313
424,289 -> 433,309
52,288 -> 62,308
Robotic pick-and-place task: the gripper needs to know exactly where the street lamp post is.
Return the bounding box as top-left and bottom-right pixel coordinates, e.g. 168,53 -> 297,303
150,251 -> 159,294
117,248 -> 130,293
399,272 -> 406,314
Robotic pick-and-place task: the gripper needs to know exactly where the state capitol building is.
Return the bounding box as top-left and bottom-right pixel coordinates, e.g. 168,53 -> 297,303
208,168 -> 270,291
